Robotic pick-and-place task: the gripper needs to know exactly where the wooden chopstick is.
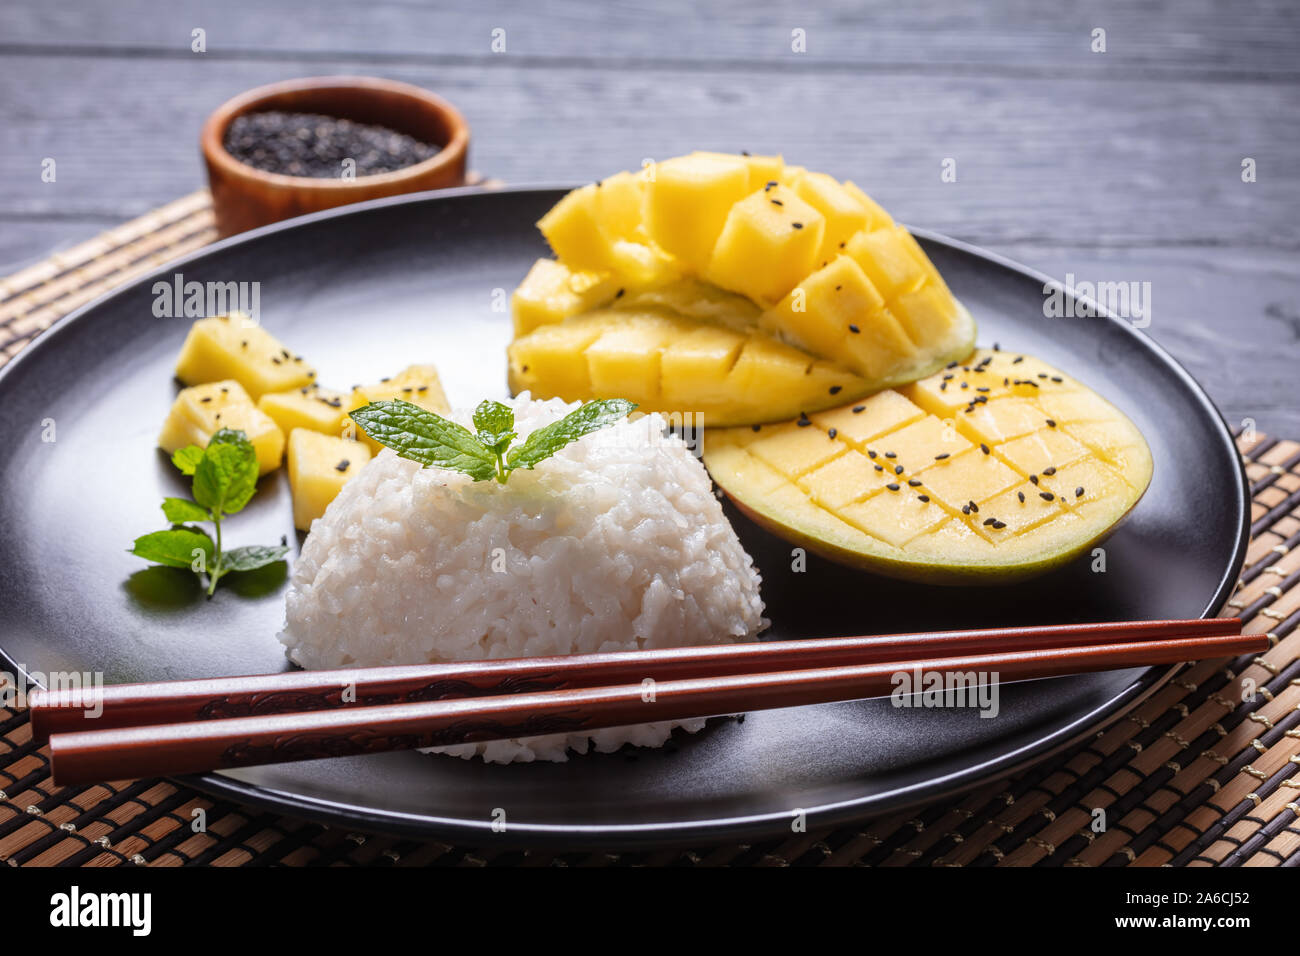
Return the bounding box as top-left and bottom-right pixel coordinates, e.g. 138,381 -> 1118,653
29,618 -> 1236,743
46,626 -> 1261,786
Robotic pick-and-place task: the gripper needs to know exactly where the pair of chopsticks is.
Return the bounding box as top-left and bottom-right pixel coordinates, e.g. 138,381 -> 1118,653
31,618 -> 1259,785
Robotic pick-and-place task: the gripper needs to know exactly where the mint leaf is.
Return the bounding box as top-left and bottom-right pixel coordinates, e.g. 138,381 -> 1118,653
472,399 -> 517,449
506,399 -> 636,472
192,430 -> 258,515
221,544 -> 290,573
130,528 -> 215,570
349,400 -> 496,481
161,497 -> 210,524
171,446 -> 204,476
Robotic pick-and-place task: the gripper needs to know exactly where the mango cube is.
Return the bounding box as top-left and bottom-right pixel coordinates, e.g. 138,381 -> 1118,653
707,186 -> 825,305
174,314 -> 315,399
287,429 -> 371,532
511,259 -> 619,335
258,384 -> 350,439
158,380 -> 285,475
537,183 -> 609,271
348,364 -> 450,453
845,227 -> 928,299
792,170 -> 872,263
646,154 -> 752,270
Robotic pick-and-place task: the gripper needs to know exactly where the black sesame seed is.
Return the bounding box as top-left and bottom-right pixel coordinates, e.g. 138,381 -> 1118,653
829,385 -> 842,395
380,376 -> 391,383
976,386 -> 989,393
615,288 -> 625,299
980,443 -> 990,455
770,198 -> 784,206
960,381 -> 969,389
940,382 -> 948,391
942,374 -> 954,381
1017,491 -> 1026,503
961,505 -> 970,515
886,482 -> 900,491
908,478 -> 921,487
992,343 -> 1000,351
1040,492 -> 1055,501
335,459 -> 350,472
992,521 -> 1006,529
894,465 -> 904,475
849,324 -> 860,334
199,396 -> 212,403
271,356 -> 282,364
240,340 -> 248,348
884,451 -> 896,459
834,285 -> 842,291
417,385 -> 429,392
874,464 -> 884,472
791,221 -> 804,229
983,517 -> 996,526
1075,486 -> 1085,497
852,405 -> 865,413
764,180 -> 777,191
918,494 -> 930,502
828,428 -> 838,439
1045,419 -> 1057,428
1013,356 -> 1024,364
1042,466 -> 1057,475
1029,474 -> 1039,484
751,424 -> 761,432
946,361 -> 958,369
934,453 -> 950,460
968,500 -> 979,513
1051,376 -> 1063,383
796,418 -> 813,427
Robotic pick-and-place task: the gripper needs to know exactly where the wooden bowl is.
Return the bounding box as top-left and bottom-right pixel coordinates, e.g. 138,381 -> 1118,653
200,76 -> 470,237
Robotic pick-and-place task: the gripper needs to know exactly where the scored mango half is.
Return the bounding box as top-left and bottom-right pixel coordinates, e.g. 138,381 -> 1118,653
702,349 -> 1153,583
508,153 -> 975,426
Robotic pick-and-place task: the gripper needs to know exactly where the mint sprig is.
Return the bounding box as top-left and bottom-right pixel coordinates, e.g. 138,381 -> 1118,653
131,428 -> 288,596
350,398 -> 636,484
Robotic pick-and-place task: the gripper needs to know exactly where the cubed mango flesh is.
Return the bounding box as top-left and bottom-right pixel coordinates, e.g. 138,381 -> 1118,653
287,429 -> 371,532
158,380 -> 285,475
174,314 -> 315,399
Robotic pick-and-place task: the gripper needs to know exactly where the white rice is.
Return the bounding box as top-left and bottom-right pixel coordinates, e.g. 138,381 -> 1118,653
278,394 -> 765,762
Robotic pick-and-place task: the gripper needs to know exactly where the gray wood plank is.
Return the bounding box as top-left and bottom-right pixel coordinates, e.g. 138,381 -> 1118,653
3,55 -> 1297,249
4,0 -> 1299,77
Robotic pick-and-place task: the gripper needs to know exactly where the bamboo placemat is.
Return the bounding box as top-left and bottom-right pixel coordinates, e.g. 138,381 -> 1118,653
1,193 -> 1297,867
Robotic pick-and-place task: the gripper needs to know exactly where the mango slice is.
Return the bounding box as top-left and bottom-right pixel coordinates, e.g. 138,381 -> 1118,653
158,380 -> 285,475
702,350 -> 1153,583
287,429 -> 371,531
174,314 -> 315,399
512,152 -> 976,425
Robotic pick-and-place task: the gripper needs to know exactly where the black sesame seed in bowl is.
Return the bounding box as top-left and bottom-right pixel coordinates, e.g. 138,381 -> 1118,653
223,111 -> 441,179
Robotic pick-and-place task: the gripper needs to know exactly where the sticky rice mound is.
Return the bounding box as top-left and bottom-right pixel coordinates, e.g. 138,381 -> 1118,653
279,394 -> 765,762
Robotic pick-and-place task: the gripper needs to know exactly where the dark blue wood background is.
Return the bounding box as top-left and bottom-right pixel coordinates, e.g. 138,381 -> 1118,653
1,1 -> 1296,432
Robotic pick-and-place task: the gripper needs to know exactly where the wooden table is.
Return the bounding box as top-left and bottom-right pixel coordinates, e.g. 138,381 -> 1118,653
2,0 -> 1296,433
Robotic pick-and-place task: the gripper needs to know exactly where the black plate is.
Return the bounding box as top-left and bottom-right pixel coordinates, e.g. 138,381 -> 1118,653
0,187 -> 1248,848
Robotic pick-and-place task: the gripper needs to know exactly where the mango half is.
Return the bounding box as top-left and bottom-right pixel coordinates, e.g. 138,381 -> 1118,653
702,349 -> 1153,584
